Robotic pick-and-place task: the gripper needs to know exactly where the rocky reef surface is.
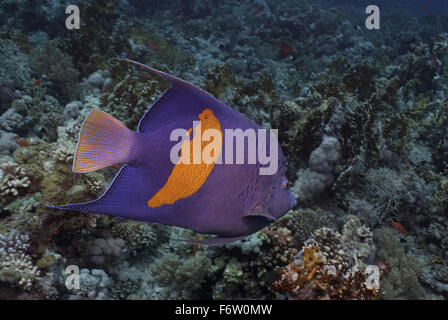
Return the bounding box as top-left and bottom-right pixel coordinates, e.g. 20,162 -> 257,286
0,0 -> 448,300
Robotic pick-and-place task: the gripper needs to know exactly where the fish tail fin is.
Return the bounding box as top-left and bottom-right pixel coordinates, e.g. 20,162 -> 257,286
73,109 -> 136,173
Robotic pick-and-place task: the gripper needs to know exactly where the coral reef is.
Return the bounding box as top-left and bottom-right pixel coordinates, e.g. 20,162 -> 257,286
150,253 -> 212,299
11,93 -> 63,142
0,132 -> 18,153
225,233 -> 263,255
374,227 -> 425,299
0,109 -> 24,132
272,216 -> 377,300
110,220 -> 169,254
0,0 -> 446,300
0,38 -> 32,90
212,257 -> 243,300
0,230 -> 41,291
29,42 -> 80,102
291,134 -> 341,202
100,71 -> 165,130
0,160 -> 30,202
69,268 -> 114,300
87,237 -> 128,268
257,226 -> 297,272
284,208 -> 338,246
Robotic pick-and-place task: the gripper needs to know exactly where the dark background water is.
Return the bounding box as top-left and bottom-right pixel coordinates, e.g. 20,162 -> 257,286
317,0 -> 448,16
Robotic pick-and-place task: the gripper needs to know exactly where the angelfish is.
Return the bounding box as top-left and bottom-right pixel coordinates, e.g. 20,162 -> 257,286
50,59 -> 295,245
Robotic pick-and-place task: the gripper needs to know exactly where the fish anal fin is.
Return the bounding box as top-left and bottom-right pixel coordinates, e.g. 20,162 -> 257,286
49,165 -> 155,221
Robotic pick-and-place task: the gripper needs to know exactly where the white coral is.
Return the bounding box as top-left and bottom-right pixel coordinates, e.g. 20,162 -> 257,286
0,231 -> 41,291
0,161 -> 30,197
54,144 -> 75,162
54,120 -> 81,162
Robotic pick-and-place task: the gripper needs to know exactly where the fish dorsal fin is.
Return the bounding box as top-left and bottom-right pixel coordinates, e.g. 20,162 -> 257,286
115,59 -> 223,134
244,203 -> 277,221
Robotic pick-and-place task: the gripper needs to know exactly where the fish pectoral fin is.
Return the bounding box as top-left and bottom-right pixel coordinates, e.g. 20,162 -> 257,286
244,204 -> 277,221
174,235 -> 248,246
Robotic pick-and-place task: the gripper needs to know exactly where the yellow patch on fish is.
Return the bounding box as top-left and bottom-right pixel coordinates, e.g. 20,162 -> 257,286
147,108 -> 222,208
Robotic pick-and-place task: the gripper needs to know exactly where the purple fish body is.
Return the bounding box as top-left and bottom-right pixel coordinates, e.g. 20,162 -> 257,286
50,59 -> 295,245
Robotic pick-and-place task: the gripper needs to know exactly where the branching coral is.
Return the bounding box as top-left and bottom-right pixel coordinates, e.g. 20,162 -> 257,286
0,160 -> 30,201
83,172 -> 107,195
344,167 -> 432,226
0,231 -> 41,291
363,168 -> 407,213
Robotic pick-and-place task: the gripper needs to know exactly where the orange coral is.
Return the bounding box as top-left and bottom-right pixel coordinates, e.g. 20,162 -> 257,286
273,245 -> 379,300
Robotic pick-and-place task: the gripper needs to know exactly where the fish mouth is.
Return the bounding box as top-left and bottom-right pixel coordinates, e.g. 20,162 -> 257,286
289,191 -> 296,208
281,177 -> 288,189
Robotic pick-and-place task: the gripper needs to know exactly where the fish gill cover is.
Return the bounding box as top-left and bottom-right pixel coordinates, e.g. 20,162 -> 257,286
0,0 -> 447,301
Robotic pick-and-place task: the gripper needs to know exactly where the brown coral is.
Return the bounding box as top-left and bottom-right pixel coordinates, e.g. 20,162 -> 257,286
272,220 -> 379,300
273,244 -> 379,300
